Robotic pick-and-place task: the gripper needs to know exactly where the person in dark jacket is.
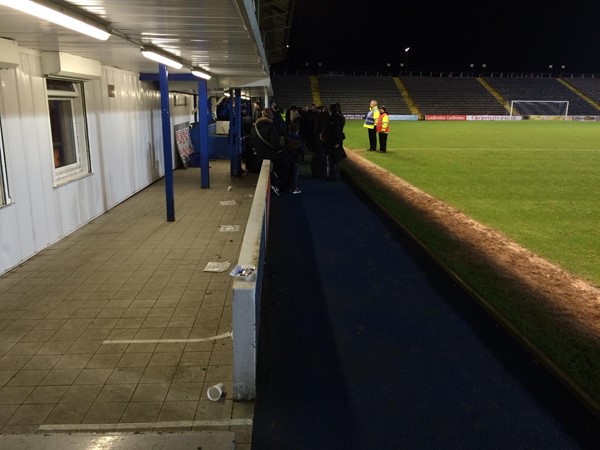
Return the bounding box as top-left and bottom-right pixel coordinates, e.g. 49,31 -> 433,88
299,105 -> 310,146
270,102 -> 287,146
313,105 -> 330,156
325,103 -> 346,179
285,105 -> 301,130
305,104 -> 318,152
285,122 -> 306,194
250,108 -> 290,193
252,101 -> 262,121
241,106 -> 254,137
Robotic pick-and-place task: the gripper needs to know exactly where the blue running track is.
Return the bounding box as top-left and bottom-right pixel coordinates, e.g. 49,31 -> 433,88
252,171 -> 599,449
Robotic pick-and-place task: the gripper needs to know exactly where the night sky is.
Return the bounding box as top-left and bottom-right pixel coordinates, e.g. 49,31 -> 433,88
281,0 -> 600,74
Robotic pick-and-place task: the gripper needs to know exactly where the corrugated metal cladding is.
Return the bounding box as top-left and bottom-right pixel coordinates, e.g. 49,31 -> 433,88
0,0 -> 297,274
0,0 -> 274,77
0,48 -> 194,275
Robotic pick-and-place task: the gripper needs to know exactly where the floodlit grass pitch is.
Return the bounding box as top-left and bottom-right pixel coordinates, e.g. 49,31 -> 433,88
344,120 -> 600,285
342,119 -> 600,411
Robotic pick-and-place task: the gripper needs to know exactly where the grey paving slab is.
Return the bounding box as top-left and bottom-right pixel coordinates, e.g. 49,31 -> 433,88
0,431 -> 235,449
0,162 -> 256,446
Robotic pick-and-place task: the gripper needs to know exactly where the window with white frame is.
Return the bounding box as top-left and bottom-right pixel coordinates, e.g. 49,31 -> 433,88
0,120 -> 9,207
46,79 -> 91,184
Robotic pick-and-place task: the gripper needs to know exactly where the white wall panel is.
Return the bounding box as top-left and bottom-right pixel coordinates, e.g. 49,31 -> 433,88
0,47 -> 171,275
0,206 -> 18,271
2,49 -> 54,261
0,59 -> 28,268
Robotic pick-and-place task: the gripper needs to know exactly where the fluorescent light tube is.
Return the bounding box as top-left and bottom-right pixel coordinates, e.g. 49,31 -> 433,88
191,69 -> 211,80
141,50 -> 183,69
0,0 -> 111,40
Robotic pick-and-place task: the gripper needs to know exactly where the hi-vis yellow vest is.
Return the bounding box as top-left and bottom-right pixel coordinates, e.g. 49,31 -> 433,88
376,113 -> 389,133
364,106 -> 380,129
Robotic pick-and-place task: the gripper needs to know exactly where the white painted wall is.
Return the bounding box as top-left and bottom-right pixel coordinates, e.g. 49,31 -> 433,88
0,46 -> 194,275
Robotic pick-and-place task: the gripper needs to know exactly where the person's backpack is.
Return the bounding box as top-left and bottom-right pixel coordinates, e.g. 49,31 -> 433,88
243,135 -> 262,173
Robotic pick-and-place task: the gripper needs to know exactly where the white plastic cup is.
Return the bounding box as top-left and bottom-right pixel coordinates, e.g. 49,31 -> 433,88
207,383 -> 224,401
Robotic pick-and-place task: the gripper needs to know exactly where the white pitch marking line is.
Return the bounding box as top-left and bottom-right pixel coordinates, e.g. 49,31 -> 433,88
38,418 -> 253,432
102,331 -> 232,345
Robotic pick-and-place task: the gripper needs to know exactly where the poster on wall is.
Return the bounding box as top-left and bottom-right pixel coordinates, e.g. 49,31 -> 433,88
174,123 -> 194,168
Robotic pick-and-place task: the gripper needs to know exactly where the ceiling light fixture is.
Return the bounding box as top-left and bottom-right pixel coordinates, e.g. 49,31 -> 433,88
141,49 -> 183,69
191,68 -> 211,80
0,0 -> 111,40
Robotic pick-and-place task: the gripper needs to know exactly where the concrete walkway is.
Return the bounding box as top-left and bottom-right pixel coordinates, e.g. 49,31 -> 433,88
0,161 -> 254,449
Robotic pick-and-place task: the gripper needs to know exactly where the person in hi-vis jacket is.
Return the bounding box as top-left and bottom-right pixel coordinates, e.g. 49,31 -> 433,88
376,105 -> 389,153
363,99 -> 380,151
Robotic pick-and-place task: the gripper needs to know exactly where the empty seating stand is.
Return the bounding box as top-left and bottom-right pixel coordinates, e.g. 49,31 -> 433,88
269,74 -> 599,117
485,77 -> 599,115
563,77 -> 600,105
270,74 -> 313,110
400,77 -> 507,115
318,75 -> 411,115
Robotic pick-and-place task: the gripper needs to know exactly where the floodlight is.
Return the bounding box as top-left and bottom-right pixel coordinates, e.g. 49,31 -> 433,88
0,0 -> 111,40
141,49 -> 183,69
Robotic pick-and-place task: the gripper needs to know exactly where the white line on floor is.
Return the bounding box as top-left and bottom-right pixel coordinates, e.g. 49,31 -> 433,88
102,331 -> 233,345
38,418 -> 253,432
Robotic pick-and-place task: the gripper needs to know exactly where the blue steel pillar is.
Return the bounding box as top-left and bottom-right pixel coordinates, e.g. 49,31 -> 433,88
198,79 -> 210,188
225,92 -> 231,162
230,88 -> 243,176
159,64 -> 175,222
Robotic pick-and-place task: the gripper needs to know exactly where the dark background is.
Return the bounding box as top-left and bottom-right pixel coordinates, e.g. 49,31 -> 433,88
277,0 -> 600,74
